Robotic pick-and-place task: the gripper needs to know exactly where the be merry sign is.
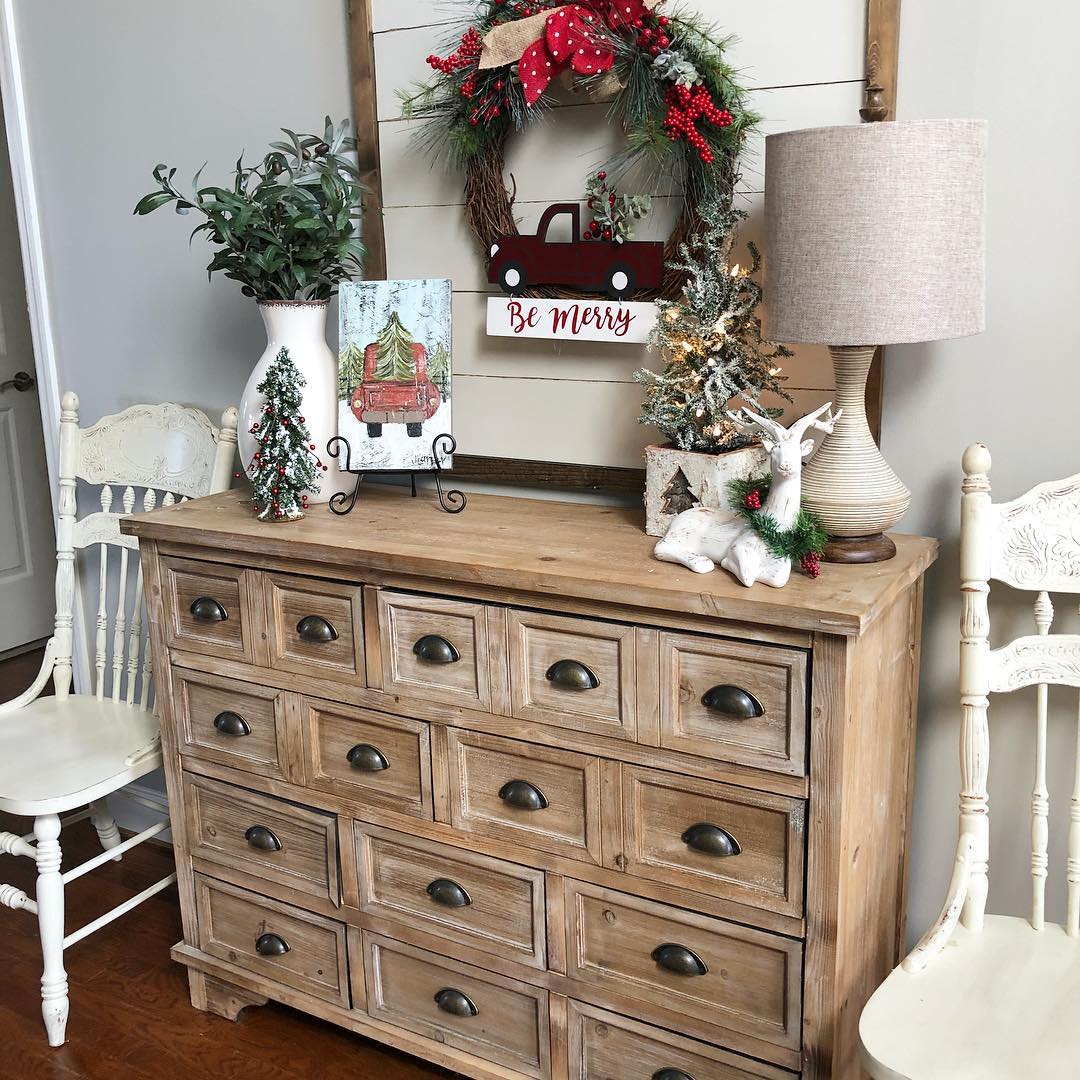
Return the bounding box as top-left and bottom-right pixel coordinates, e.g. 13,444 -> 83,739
486,297 -> 657,343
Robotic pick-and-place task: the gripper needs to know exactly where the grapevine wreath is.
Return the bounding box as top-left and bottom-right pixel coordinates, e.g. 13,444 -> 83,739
400,0 -> 758,299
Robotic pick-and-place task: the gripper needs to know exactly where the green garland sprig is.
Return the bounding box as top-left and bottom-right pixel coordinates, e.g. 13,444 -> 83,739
727,474 -> 828,577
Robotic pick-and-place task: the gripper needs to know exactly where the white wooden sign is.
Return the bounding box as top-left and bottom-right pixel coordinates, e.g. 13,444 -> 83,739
486,297 -> 657,343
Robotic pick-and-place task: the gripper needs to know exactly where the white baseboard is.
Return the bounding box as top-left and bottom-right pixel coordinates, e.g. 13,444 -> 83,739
106,779 -> 173,844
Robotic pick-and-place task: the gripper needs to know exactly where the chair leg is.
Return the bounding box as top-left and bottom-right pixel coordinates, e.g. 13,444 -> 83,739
34,814 -> 69,1047
89,800 -> 122,862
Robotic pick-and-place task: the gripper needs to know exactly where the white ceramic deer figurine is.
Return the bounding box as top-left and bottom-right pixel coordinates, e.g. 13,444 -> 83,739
653,402 -> 841,587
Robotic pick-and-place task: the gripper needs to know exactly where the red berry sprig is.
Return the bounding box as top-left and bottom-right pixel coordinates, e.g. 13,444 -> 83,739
662,84 -> 733,164
743,489 -> 762,511
801,552 -> 821,579
426,26 -> 483,75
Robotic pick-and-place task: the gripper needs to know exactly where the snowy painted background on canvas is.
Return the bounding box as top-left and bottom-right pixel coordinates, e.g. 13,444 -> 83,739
338,279 -> 452,470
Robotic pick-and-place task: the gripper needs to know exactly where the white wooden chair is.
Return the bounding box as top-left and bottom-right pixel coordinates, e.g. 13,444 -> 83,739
0,391 -> 237,1047
860,443 -> 1080,1079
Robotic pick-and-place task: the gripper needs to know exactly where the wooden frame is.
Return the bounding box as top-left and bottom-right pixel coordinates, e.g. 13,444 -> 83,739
346,0 -> 900,492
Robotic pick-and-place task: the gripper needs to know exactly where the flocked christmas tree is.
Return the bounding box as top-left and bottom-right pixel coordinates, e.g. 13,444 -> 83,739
246,347 -> 326,521
373,312 -> 418,381
635,198 -> 793,453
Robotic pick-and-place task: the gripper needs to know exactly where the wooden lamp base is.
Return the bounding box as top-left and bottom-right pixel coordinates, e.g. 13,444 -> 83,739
800,345 -> 911,564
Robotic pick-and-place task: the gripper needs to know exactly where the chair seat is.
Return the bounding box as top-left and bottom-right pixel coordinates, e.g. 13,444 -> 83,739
0,695 -> 161,815
860,914 -> 1080,1079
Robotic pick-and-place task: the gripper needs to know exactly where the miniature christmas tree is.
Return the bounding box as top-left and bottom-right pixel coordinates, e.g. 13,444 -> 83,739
373,312 -> 418,381
428,341 -> 450,396
338,341 -> 364,401
635,198 -> 793,453
660,468 -> 700,515
245,347 -> 326,521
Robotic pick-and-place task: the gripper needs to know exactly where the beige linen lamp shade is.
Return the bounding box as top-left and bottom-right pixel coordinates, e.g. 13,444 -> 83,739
762,119 -> 987,345
760,119 -> 987,562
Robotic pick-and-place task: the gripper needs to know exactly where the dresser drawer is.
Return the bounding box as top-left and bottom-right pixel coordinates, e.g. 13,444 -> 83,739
300,698 -> 432,820
567,1000 -> 798,1080
194,874 -> 349,1007
616,765 -> 805,918
444,729 -> 602,865
377,590 -> 492,711
264,573 -> 364,682
363,933 -> 550,1077
659,632 -> 808,776
355,823 -> 546,969
174,668 -> 289,780
508,609 -> 636,740
563,881 -> 802,1052
161,557 -> 256,663
184,774 -> 339,906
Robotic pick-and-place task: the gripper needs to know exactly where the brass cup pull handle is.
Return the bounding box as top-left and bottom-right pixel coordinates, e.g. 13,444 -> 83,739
651,943 -> 708,977
296,615 -> 338,643
190,596 -> 227,622
213,710 -> 250,737
434,987 -> 478,1018
681,822 -> 741,858
255,932 -> 290,957
346,743 -> 389,772
653,1071 -> 696,1080
545,658 -> 600,690
426,878 -> 472,908
701,684 -> 764,719
413,634 -> 461,664
499,779 -> 549,811
244,825 -> 282,852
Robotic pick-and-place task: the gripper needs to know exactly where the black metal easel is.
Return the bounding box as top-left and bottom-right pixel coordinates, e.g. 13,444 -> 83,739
325,433 -> 467,515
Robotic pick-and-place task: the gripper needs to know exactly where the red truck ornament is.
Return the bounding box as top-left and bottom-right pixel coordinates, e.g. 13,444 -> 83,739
349,317 -> 443,438
487,203 -> 663,300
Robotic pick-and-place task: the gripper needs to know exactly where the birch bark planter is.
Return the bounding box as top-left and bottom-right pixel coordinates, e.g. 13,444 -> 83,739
644,442 -> 768,538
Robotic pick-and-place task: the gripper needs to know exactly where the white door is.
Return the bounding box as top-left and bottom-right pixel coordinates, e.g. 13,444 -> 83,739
0,109 -> 54,654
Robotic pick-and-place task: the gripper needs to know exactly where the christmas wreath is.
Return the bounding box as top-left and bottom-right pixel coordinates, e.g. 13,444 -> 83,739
728,474 -> 828,578
399,0 -> 758,298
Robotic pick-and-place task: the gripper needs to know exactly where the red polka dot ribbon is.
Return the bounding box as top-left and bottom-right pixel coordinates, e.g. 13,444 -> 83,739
518,0 -> 650,106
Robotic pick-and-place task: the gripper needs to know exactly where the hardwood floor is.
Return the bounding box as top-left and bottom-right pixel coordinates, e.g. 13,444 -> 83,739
0,656 -> 449,1079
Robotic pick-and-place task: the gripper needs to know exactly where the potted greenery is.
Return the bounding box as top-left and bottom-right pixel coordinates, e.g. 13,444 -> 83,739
135,117 -> 365,502
636,199 -> 792,536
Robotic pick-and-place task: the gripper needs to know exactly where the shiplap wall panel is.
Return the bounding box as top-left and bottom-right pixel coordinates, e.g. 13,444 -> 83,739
371,0 -> 865,467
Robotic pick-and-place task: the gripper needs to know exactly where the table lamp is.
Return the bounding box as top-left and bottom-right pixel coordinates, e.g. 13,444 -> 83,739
762,119 -> 987,562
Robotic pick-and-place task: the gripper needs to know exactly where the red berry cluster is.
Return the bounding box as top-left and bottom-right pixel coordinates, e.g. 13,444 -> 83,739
632,13 -> 670,56
743,489 -> 762,511
801,552 -> 821,578
464,78 -> 506,125
662,84 -> 733,164
493,0 -> 554,17
426,27 -> 482,75
582,171 -> 615,242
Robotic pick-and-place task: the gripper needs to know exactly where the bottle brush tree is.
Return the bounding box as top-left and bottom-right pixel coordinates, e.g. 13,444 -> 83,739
245,347 -> 327,521
635,197 -> 793,453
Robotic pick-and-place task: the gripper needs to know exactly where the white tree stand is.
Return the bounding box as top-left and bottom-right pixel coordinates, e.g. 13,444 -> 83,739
0,392 -> 236,1046
859,444 -> 1080,1078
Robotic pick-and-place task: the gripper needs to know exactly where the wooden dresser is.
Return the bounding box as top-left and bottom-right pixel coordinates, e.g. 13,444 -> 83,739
123,488 -> 936,1080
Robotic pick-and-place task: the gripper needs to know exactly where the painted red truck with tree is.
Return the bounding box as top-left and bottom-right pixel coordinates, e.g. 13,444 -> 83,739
487,203 -> 663,299
349,313 -> 445,438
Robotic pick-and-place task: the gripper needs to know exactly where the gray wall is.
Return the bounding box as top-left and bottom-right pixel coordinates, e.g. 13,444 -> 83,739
12,1 -> 1080,939
14,0 -> 352,426
888,2 -> 1080,940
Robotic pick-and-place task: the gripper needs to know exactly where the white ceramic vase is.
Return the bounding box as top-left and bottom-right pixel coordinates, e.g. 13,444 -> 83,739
238,300 -> 340,505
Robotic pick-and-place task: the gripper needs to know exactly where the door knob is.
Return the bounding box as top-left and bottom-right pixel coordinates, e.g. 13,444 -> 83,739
0,371 -> 36,393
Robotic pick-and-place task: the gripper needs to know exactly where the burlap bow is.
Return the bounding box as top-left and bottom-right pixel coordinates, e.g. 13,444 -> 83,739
479,0 -> 658,105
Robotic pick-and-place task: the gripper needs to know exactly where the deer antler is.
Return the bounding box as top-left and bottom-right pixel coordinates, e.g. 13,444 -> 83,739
788,401 -> 842,440
726,407 -> 783,441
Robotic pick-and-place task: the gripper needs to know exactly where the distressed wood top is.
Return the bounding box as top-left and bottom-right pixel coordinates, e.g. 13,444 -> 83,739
121,488 -> 937,637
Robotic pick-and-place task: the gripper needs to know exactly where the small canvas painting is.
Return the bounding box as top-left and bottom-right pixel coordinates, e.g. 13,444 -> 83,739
337,278 -> 452,470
